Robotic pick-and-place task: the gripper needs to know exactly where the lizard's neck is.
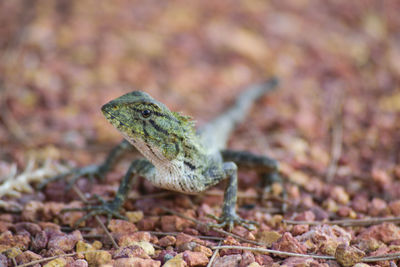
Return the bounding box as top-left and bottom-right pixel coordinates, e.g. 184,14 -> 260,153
124,132 -> 213,193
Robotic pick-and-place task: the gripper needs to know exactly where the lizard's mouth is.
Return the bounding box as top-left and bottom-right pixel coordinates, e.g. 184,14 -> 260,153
101,103 -> 113,117
101,108 -> 118,126
101,108 -> 115,121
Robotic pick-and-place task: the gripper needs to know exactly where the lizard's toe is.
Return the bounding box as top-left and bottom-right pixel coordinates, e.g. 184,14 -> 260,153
207,212 -> 258,231
62,197 -> 127,228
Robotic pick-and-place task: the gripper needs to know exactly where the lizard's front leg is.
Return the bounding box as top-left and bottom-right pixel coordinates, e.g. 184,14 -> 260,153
208,162 -> 257,231
38,140 -> 133,190
65,158 -> 155,227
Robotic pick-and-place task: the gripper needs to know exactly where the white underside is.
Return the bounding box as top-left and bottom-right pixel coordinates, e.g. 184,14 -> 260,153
122,133 -> 204,193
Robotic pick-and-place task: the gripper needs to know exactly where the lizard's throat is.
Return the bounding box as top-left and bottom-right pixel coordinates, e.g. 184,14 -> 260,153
120,132 -> 171,168
122,132 -> 207,194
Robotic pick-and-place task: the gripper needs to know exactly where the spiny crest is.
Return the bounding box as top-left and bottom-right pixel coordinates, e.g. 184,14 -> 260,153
172,111 -> 196,135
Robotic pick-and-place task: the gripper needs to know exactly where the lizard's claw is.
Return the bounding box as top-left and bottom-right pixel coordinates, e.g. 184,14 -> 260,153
207,212 -> 258,231
63,196 -> 127,228
38,164 -> 108,190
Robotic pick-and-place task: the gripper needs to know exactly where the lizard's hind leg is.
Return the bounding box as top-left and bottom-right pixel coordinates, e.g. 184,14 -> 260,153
221,149 -> 286,211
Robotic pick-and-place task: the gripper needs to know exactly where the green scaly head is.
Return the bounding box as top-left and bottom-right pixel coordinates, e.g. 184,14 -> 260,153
101,91 -> 198,161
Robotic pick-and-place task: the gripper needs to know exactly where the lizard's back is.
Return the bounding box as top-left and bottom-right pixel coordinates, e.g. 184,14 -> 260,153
101,78 -> 278,193
198,77 -> 278,154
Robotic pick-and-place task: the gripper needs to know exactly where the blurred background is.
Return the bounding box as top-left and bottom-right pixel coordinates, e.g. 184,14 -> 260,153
0,0 -> 399,194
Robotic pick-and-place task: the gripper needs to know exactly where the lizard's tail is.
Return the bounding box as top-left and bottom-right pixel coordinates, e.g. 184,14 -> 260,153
199,77 -> 279,153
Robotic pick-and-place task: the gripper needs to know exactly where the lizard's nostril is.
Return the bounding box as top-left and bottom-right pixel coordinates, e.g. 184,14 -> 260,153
101,103 -> 114,113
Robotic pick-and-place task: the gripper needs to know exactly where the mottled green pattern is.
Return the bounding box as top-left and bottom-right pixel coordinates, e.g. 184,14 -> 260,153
102,91 -> 200,162
69,78 -> 281,230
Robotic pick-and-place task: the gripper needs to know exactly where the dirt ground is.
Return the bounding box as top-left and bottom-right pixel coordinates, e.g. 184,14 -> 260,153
1,1 -> 400,266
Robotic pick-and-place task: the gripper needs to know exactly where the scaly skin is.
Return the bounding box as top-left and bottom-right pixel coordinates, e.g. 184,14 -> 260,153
63,78 -> 281,230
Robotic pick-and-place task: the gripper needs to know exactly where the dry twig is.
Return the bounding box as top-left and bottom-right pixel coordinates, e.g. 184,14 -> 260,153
284,216 -> 400,227
210,245 -> 400,263
363,252 -> 400,262
148,231 -> 224,241
211,245 -> 335,260
207,241 -> 222,267
72,186 -> 119,249
0,159 -> 69,198
326,90 -> 344,182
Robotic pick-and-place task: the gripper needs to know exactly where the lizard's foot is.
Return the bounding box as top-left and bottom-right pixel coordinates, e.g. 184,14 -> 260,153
63,195 -> 127,227
207,212 -> 258,231
262,172 -> 287,213
38,164 -> 108,190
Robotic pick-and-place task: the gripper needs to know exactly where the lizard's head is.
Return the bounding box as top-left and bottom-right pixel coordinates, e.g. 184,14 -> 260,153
101,91 -> 196,161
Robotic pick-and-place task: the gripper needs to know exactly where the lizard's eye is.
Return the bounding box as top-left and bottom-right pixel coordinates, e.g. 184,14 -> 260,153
141,109 -> 152,118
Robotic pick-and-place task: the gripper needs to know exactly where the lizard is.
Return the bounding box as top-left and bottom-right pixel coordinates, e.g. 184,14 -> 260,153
46,78 -> 281,230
